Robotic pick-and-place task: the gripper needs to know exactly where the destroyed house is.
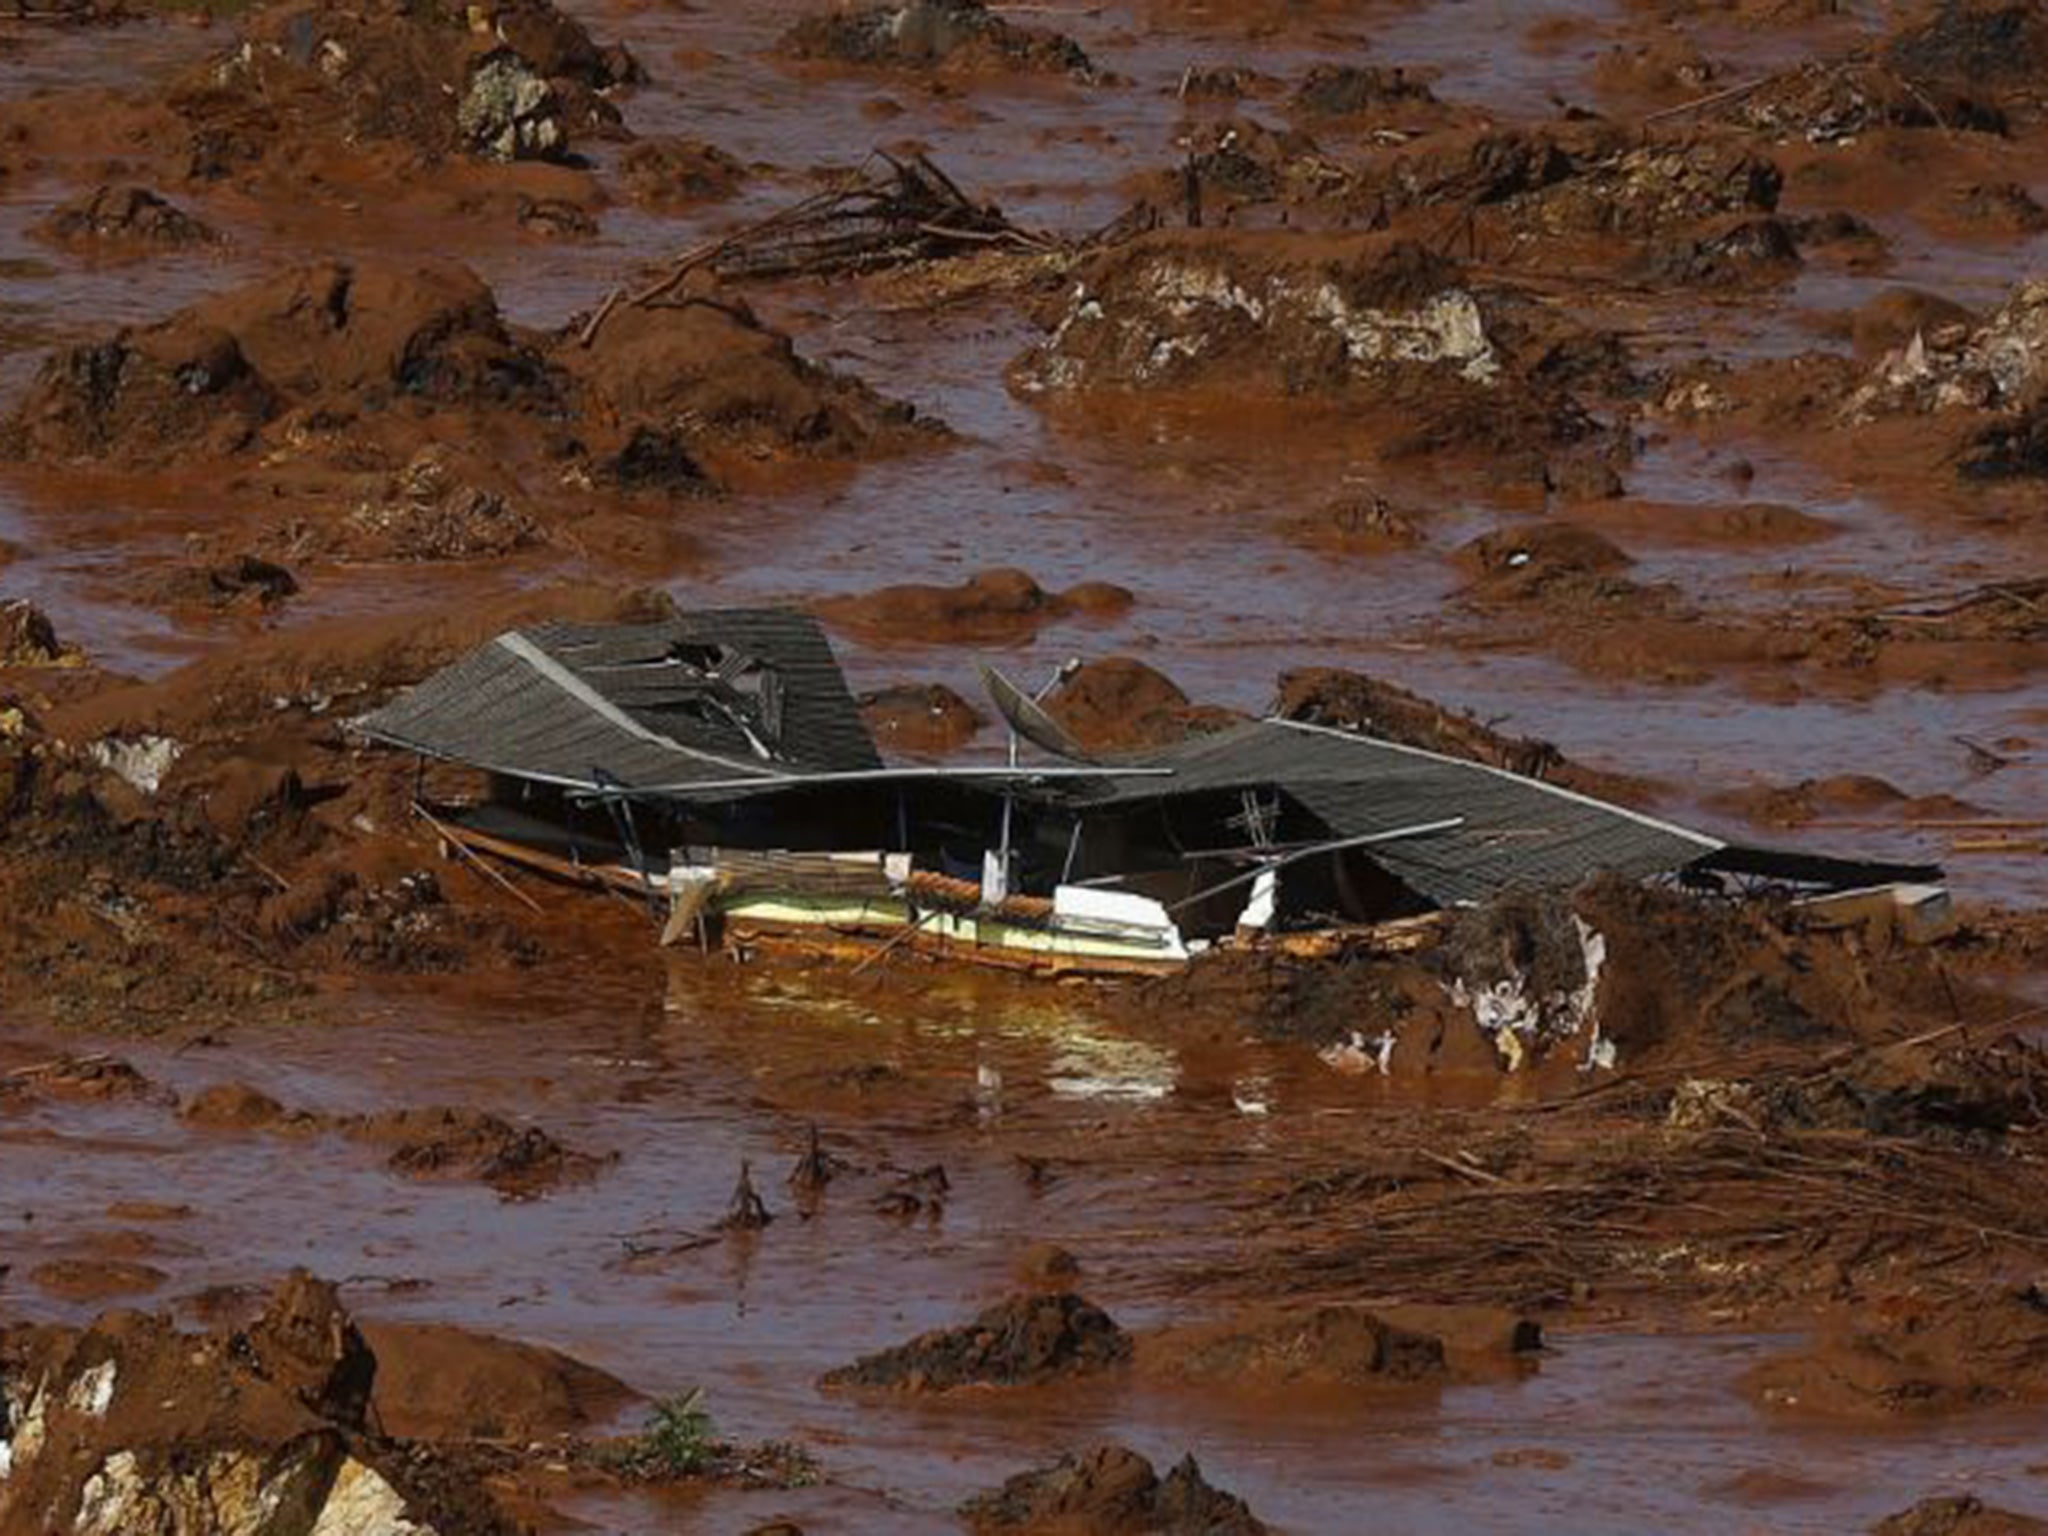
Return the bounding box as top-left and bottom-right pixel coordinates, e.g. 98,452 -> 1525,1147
355,610 -> 1946,975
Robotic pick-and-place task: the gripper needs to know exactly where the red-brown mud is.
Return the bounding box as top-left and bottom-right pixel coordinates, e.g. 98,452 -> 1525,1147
9,0 -> 2048,1528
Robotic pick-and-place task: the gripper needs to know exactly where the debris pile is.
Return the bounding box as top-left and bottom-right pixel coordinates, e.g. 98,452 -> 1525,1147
169,0 -> 637,183
1012,232 -> 1500,395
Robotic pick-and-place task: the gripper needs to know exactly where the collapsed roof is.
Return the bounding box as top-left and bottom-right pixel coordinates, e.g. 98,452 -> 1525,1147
355,611 -> 882,792
355,610 -> 1943,901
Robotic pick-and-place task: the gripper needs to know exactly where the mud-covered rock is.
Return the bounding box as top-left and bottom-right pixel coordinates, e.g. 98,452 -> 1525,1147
1749,1284 -> 2048,1418
858,682 -> 986,754
1015,232 -> 1498,396
619,137 -> 746,210
1140,1306 -> 1448,1388
962,1445 -> 1268,1534
459,48 -> 566,162
0,1273 -> 508,1536
777,0 -> 1097,79
1293,63 -> 1436,117
1645,214 -> 1803,287
822,1292 -> 1131,1391
1,258 -> 549,467
1453,522 -> 1645,607
1851,274 -> 2048,421
817,568 -> 1130,643
345,1105 -> 610,1196
242,1268 -> 378,1428
32,185 -> 218,248
566,290 -> 935,464
171,0 -> 633,182
151,554 -> 299,612
0,599 -> 72,666
358,1320 -> 637,1441
1042,657 -> 1237,754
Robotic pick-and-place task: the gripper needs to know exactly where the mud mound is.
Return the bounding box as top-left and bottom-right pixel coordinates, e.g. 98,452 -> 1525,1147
0,599 -> 75,666
822,1292 -> 1131,1391
1171,118 -> 1355,212
1013,231 -> 1600,466
1272,665 -> 1651,801
962,1445 -> 1268,1535
1013,232 -> 1497,397
1849,276 -> 2048,422
2,258 -> 928,545
0,1271 -> 510,1536
1,257 -> 552,469
182,1080 -> 299,1129
1454,522 -> 1665,613
1293,63 -> 1437,117
1043,658 -> 1239,754
817,569 -> 1131,644
27,1258 -> 170,1301
777,0 -> 1097,80
31,184 -> 218,248
346,1106 -> 610,1196
1748,1285 -> 2048,1418
1362,123 -> 1778,233
0,1052 -> 158,1104
1139,1306 -> 1447,1388
170,0 -> 634,182
1876,1496 -> 2048,1535
565,291 -> 934,466
245,1268 -> 379,1426
150,553 -> 299,613
1885,0 -> 2048,115
858,682 -> 986,754
359,1320 -> 638,1441
1645,214 -> 1802,288
618,137 -> 746,211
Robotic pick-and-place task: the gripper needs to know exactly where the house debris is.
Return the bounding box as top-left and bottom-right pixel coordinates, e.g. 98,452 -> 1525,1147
354,608 -> 1947,995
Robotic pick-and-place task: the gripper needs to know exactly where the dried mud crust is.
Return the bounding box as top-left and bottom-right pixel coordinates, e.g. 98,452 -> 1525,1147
0,258 -> 938,565
776,0 -> 1098,81
962,1445 -> 1269,1535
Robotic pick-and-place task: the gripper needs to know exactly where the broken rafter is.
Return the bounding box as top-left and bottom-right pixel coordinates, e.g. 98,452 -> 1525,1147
580,151 -> 1057,347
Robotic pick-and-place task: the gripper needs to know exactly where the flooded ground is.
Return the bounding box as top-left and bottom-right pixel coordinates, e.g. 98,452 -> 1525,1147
11,966 -> 2048,1532
7,0 -> 2048,1530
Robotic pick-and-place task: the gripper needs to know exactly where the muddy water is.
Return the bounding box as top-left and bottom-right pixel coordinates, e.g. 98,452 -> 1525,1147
10,968 -> 2048,1533
5,5 -> 2048,1529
